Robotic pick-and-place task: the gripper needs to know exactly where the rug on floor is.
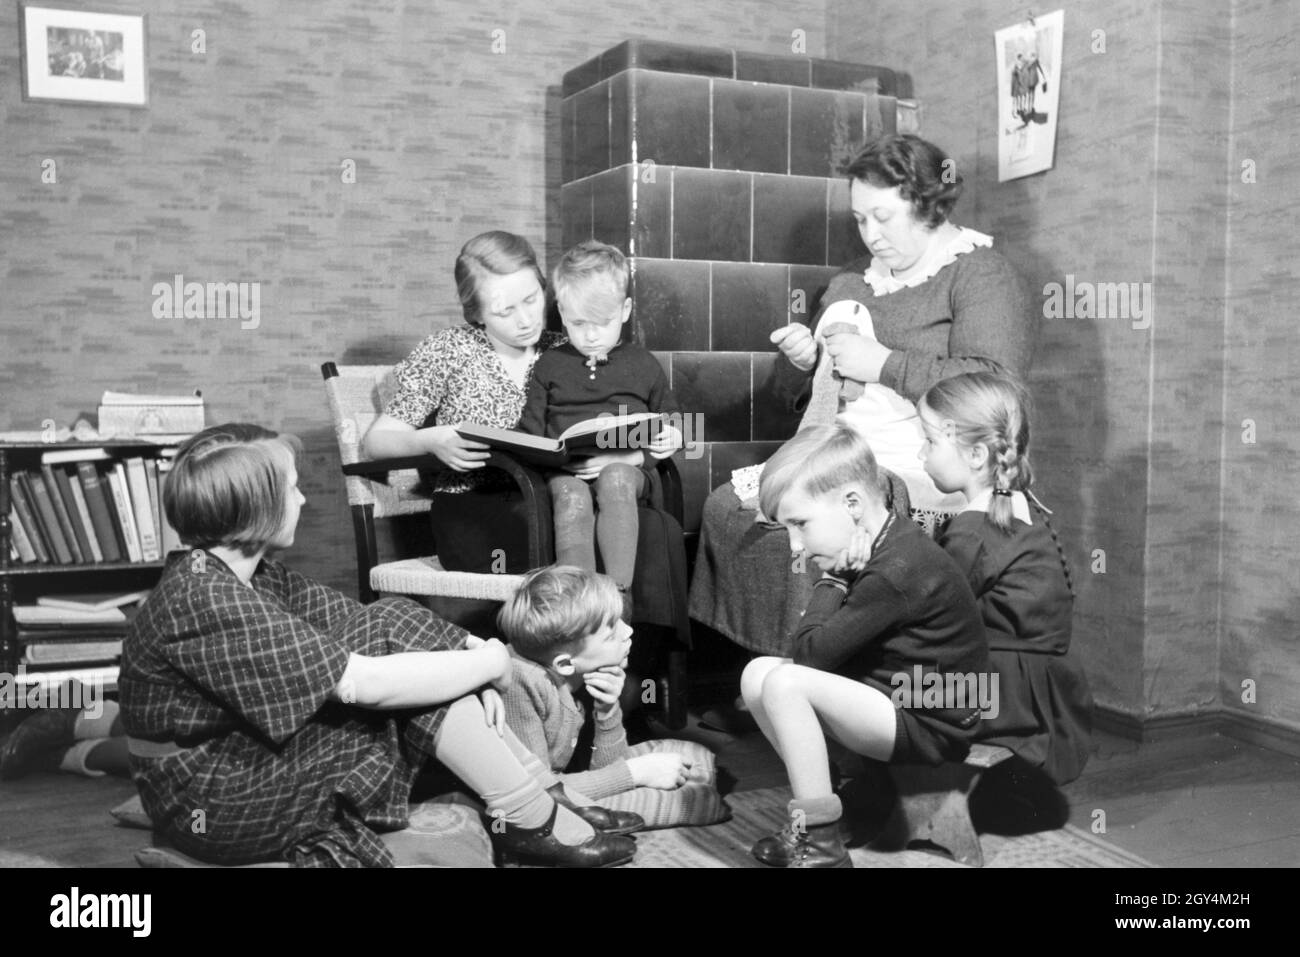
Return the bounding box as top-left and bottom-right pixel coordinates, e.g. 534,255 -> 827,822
627,786 -> 1154,868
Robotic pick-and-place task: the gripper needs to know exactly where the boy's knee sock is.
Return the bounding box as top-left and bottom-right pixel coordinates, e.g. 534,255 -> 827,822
594,466 -> 643,589
433,697 -> 592,845
595,498 -> 639,589
788,794 -> 843,827
550,478 -> 596,571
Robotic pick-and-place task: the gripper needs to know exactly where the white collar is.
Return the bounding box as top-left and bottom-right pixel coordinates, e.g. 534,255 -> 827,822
863,226 -> 993,296
961,488 -> 1032,525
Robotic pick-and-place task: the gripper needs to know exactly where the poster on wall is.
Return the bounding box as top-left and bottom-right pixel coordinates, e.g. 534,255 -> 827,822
19,4 -> 149,107
996,10 -> 1063,181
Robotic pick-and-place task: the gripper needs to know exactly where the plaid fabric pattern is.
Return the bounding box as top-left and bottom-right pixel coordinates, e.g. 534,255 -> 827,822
120,552 -> 469,867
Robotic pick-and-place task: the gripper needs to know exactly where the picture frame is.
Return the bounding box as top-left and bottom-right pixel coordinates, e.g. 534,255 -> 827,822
18,3 -> 148,107
995,9 -> 1063,182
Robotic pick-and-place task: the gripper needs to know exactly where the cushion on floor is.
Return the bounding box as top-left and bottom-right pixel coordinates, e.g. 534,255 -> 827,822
129,798 -> 492,868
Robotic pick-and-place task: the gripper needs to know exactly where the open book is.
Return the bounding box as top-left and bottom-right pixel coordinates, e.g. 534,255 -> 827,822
457,412 -> 665,468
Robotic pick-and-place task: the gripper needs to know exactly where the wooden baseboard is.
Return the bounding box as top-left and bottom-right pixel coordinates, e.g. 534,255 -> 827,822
1218,708 -> 1300,760
1093,704 -> 1300,758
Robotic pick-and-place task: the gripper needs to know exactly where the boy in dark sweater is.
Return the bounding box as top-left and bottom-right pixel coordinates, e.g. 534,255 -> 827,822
739,422 -> 990,868
517,242 -> 682,609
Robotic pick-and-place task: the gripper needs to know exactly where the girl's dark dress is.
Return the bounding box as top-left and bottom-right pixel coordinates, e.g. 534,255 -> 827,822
120,551 -> 468,867
938,503 -> 1093,784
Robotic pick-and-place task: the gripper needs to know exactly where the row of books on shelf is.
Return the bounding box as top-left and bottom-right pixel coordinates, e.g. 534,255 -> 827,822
7,447 -> 182,566
11,591 -> 147,676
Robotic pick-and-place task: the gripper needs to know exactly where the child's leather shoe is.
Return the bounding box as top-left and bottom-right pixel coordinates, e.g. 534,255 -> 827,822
490,804 -> 637,868
547,783 -> 645,836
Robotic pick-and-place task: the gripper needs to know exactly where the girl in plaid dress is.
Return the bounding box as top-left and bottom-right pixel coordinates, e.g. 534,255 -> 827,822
119,424 -> 637,868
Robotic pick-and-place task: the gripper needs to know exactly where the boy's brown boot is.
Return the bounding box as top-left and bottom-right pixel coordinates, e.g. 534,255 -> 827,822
752,795 -> 853,868
788,819 -> 853,868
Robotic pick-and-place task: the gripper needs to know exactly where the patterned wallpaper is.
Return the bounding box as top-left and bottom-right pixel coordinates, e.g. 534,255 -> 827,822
0,0 -> 828,591
829,0 -> 1298,737
1221,0 -> 1300,736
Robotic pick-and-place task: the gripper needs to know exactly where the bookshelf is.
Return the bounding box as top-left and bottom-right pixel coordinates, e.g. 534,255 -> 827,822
0,438 -> 186,730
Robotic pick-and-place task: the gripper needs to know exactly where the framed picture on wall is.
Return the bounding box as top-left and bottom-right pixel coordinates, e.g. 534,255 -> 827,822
995,9 -> 1063,181
18,4 -> 148,107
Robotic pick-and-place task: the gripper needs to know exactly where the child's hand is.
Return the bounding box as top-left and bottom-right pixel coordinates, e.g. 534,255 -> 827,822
480,687 -> 506,736
583,665 -> 626,717
830,525 -> 872,576
647,424 -> 683,460
627,752 -> 692,790
564,451 -> 644,480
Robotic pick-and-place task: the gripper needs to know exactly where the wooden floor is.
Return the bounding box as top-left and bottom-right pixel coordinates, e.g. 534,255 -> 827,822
1,706 -> 1297,868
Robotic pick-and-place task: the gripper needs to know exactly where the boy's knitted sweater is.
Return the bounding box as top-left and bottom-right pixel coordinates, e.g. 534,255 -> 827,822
501,650 -> 636,799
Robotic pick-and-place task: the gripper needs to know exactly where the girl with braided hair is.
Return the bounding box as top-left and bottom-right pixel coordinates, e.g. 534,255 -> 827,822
918,372 -> 1093,784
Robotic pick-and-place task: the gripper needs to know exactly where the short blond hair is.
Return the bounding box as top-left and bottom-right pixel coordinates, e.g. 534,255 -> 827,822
758,422 -> 885,522
551,241 -> 629,319
497,565 -> 623,661
165,423 -> 300,555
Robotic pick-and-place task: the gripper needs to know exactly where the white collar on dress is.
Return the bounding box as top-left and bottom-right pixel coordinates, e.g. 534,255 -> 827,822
960,488 -> 1032,525
863,226 -> 993,296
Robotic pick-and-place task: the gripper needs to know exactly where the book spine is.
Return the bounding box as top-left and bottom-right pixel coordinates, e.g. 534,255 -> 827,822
8,505 -> 37,563
76,462 -> 123,563
10,477 -> 51,563
23,640 -> 123,666
50,464 -> 96,563
25,470 -> 73,564
125,458 -> 160,562
107,463 -> 144,562
40,464 -> 84,563
63,465 -> 103,562
155,459 -> 181,555
143,458 -> 164,555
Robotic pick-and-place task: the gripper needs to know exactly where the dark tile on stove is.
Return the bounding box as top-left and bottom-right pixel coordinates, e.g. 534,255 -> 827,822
563,52 -> 605,99
713,78 -> 789,175
632,70 -> 711,170
710,441 -> 782,488
631,162 -> 672,259
604,39 -> 735,81
735,52 -> 811,87
711,262 -> 788,352
811,60 -> 896,96
672,168 -> 752,262
894,97 -> 920,135
752,174 -> 828,266
826,178 -> 868,266
788,265 -> 841,324
561,94 -> 578,184
573,81 -> 611,180
631,258 -> 710,351
876,94 -> 898,136
895,73 -> 914,99
651,350 -> 672,382
672,352 -> 751,443
752,353 -> 805,440
673,444 -> 712,534
790,87 -> 867,178
609,71 -> 632,169
561,179 -> 592,250
590,165 -> 632,253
